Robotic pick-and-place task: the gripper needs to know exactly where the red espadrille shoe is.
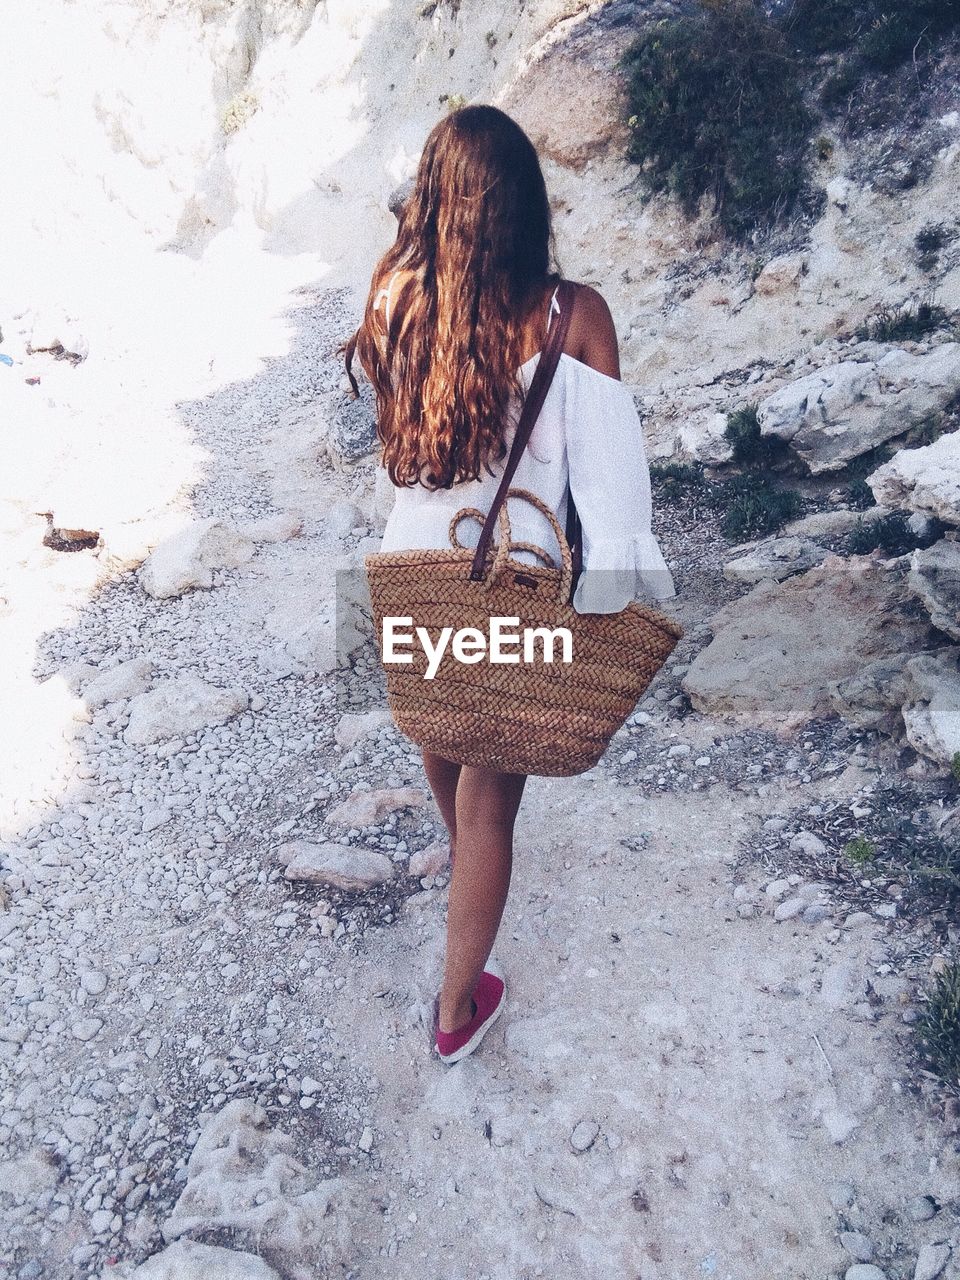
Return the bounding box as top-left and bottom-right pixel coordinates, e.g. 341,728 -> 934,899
433,970 -> 506,1064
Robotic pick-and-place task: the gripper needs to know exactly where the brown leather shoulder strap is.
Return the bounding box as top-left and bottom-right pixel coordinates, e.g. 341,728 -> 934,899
469,279 -> 576,581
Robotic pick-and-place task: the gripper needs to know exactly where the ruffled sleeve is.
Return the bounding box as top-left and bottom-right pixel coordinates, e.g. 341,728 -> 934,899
564,364 -> 677,615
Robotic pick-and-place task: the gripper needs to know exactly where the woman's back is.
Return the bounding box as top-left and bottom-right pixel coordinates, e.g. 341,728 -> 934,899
375,273 -> 677,613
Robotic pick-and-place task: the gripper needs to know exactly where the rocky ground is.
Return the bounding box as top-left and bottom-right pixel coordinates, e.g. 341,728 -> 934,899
2,279 -> 960,1280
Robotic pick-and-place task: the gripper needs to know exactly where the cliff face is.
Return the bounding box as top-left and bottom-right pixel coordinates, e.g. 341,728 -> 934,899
9,1 -> 960,424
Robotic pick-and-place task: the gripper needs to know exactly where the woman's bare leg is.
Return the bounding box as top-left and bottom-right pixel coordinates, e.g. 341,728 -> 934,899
421,748 -> 460,859
437,765 -> 527,1033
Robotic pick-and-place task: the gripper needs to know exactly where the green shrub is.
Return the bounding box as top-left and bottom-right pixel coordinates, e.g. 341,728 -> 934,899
724,404 -> 790,468
845,835 -> 876,863
916,222 -> 953,270
857,299 -> 951,343
916,960 -> 960,1086
622,3 -> 811,238
649,460 -> 710,503
707,474 -> 804,541
845,510 -> 916,556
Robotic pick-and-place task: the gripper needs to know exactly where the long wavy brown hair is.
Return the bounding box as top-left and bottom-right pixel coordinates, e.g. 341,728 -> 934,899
344,105 -> 560,489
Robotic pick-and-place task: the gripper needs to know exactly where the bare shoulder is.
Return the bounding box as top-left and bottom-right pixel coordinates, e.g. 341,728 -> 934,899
566,282 -> 621,380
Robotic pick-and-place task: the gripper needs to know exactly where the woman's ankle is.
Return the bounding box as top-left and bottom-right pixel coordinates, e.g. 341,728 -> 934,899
438,993 -> 476,1033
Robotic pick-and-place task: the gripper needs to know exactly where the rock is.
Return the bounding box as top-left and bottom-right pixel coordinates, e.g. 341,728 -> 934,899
840,1232 -> 876,1262
328,501 -> 364,538
325,787 -> 428,829
0,1149 -> 61,1203
914,1244 -> 951,1280
81,658 -> 153,709
908,539 -> 960,641
844,1268 -> 887,1280
408,841 -> 450,878
334,708 -> 391,751
323,385 -> 377,463
682,555 -> 931,734
357,1126 -> 374,1153
675,412 -> 734,465
724,536 -> 826,584
111,1239 -> 282,1279
774,895 -> 806,921
782,507 -> 892,539
754,252 -> 808,297
163,1100 -> 363,1275
387,178 -> 414,220
240,511 -> 303,543
758,345 -> 960,473
830,652 -> 915,734
570,1119 -> 600,1152
500,17 -> 630,171
125,676 -> 249,745
906,1194 -> 939,1222
901,649 -> 960,767
819,960 -> 867,1010
869,429 -> 960,527
279,841 -> 394,890
789,831 -> 828,856
71,1017 -> 103,1041
139,519 -> 255,599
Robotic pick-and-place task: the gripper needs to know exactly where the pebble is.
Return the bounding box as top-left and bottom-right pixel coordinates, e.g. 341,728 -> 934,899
906,1195 -> 938,1222
774,895 -> 806,922
844,1269 -> 887,1280
914,1244 -> 951,1280
79,970 -> 108,996
358,1126 -> 374,1153
71,1018 -> 103,1042
840,1231 -> 876,1263
570,1119 -> 600,1153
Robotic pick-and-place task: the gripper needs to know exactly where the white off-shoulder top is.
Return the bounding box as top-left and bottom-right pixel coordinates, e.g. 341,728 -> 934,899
373,278 -> 677,615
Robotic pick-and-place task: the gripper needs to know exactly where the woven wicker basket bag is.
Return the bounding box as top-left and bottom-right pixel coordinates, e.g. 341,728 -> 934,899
363,280 -> 683,777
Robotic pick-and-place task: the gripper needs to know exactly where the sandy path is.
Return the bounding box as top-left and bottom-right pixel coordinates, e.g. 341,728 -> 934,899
328,775 -> 955,1279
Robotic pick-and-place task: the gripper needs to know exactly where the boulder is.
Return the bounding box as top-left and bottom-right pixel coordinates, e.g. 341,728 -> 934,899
869,429 -> 960,526
901,650 -> 960,768
908,538 -> 960,640
107,1240 -> 281,1280
325,787 -> 428,829
782,507 -> 893,539
139,518 -> 255,599
723,536 -> 826,584
829,653 -> 914,734
757,345 -> 960,473
162,1100 -> 363,1279
81,658 -> 153,709
334,707 -> 392,751
279,841 -> 394,890
125,676 -> 249,745
675,412 -> 734,465
682,555 -> 933,734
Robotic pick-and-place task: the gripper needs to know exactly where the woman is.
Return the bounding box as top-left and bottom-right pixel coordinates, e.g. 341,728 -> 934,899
345,105 -> 676,1065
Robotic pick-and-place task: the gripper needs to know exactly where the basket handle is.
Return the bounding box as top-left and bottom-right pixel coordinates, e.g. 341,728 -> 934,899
451,488 -> 573,605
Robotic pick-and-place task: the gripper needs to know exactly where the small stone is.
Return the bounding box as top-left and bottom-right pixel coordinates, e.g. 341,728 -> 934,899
845,1268 -> 887,1280
71,1018 -> 103,1042
408,841 -> 450,878
80,970 -> 108,996
914,1243 -> 951,1280
765,879 -> 791,900
358,1126 -> 374,1153
570,1119 -> 600,1153
789,830 -> 828,856
774,895 -> 806,922
906,1195 -> 938,1222
280,840 -> 394,890
325,787 -> 428,828
840,1232 -> 875,1263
